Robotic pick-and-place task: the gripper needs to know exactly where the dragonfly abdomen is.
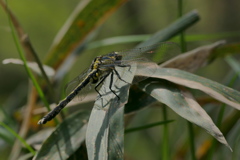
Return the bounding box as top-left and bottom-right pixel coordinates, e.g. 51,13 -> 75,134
38,70 -> 98,124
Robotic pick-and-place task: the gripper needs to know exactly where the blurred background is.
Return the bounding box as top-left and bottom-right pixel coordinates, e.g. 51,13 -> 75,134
0,0 -> 240,159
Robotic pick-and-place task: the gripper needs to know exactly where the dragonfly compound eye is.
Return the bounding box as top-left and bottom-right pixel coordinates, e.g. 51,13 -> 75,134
116,55 -> 122,60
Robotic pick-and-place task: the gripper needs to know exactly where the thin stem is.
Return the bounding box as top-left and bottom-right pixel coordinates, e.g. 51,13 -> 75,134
188,122 -> 196,160
162,106 -> 169,160
178,0 -> 196,159
178,0 -> 187,52
125,120 -> 174,134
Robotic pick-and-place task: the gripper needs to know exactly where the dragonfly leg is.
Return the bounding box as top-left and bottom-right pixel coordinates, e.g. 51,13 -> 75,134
95,73 -> 110,97
113,68 -> 130,84
118,64 -> 131,71
109,71 -> 120,100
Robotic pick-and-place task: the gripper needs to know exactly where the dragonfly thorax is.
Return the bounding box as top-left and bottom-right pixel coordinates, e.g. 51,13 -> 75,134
91,57 -> 102,70
91,71 -> 100,84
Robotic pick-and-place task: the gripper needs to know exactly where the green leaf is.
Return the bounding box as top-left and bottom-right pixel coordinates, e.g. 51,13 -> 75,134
0,121 -> 36,155
125,41 -> 239,114
183,31 -> 240,42
138,79 -> 231,150
159,68 -> 240,109
44,0 -> 128,70
26,128 -> 55,150
33,110 -> 90,160
124,10 -> 200,113
125,120 -> 174,134
132,65 -> 240,150
136,66 -> 240,110
86,31 -> 240,49
86,65 -> 136,160
136,10 -> 200,48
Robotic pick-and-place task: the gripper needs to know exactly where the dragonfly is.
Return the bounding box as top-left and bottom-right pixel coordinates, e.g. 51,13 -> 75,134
38,42 -> 179,124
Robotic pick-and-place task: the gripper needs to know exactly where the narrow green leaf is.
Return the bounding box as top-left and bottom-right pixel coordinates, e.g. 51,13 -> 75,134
124,120 -> 174,134
144,68 -> 240,110
44,0 -> 128,70
0,121 -> 36,155
162,106 -> 169,160
33,110 -> 90,160
86,31 -> 240,49
187,122 -> 196,160
86,65 -> 136,160
183,31 -> 240,42
136,10 -> 200,48
125,41 -> 237,115
134,63 -> 240,150
138,78 -> 231,151
125,10 -> 200,114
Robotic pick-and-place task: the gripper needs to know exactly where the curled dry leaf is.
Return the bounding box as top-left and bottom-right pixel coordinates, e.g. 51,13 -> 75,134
160,40 -> 226,72
2,58 -> 55,77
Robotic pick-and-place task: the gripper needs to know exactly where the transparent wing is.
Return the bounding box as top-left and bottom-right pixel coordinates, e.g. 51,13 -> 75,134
64,68 -> 92,102
99,42 -> 180,83
115,41 -> 181,63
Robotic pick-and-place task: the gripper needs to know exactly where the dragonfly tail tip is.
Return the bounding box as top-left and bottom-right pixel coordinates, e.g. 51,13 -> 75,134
37,119 -> 46,125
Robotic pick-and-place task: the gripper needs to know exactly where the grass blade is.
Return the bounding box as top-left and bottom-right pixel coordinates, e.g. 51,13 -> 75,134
125,120 -> 174,134
162,106 -> 169,160
0,121 -> 35,155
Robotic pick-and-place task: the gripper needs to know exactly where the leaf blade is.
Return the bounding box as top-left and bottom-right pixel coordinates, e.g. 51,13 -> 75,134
86,65 -> 136,160
138,79 -> 232,151
34,111 -> 90,160
44,0 -> 128,70
136,67 -> 240,110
